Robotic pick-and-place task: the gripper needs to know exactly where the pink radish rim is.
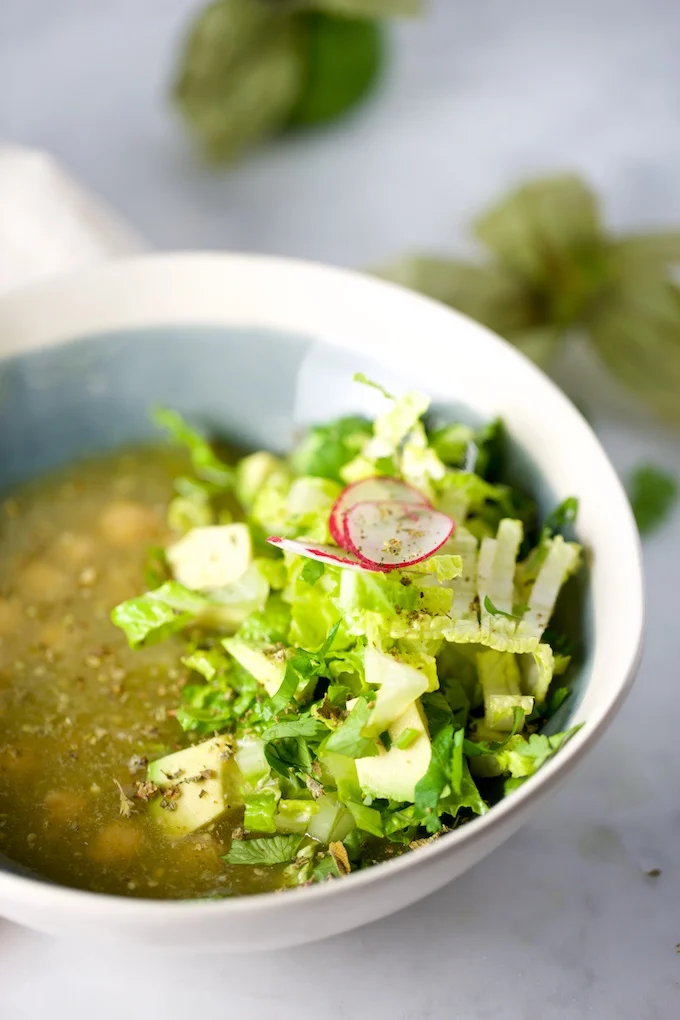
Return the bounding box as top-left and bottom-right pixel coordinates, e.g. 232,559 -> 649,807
266,536 -> 390,572
341,499 -> 455,569
329,476 -> 431,547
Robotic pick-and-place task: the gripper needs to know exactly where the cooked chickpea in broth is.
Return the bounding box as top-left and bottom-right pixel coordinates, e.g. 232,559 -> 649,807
0,448 -> 279,898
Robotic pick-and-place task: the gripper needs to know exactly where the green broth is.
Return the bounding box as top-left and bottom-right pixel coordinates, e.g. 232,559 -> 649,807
0,446 -> 281,898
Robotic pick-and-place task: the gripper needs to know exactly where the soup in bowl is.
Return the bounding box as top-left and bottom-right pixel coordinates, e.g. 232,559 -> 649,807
0,254 -> 643,951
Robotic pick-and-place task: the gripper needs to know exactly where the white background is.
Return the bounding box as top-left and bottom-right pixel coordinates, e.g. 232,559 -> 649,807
1,1 -> 680,1017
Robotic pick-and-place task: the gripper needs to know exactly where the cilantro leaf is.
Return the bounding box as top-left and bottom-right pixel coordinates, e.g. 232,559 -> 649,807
483,595 -> 529,621
300,560 -> 325,585
414,724 -> 455,833
542,496 -> 579,538
628,464 -> 678,534
224,834 -> 304,866
262,716 -> 328,743
324,698 -> 379,758
438,761 -> 487,819
267,622 -> 341,715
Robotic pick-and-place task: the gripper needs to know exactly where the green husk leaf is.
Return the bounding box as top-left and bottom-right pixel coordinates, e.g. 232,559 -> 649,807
502,325 -> 563,367
297,0 -> 421,16
588,276 -> 680,419
474,174 -> 603,287
611,232 -> 680,269
289,13 -> 384,127
174,0 -> 305,163
375,256 -> 534,336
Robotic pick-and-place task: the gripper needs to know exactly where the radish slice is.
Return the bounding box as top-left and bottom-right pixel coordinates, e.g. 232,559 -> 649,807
342,501 -> 455,569
329,477 -> 431,548
266,536 -> 389,572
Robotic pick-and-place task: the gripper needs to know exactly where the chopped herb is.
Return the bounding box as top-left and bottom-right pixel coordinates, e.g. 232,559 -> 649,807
224,834 -> 304,866
114,780 -> 135,819
300,560 -> 325,585
483,595 -> 529,621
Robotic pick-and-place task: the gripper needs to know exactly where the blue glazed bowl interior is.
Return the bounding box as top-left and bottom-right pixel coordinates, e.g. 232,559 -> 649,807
0,325 -> 592,880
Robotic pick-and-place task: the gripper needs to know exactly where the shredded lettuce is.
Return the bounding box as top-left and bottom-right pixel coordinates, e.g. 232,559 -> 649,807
120,383 -> 585,880
477,649 -> 534,731
153,406 -> 234,488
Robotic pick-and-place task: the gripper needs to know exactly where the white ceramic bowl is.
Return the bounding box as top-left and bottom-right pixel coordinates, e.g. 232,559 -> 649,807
0,253 -> 644,951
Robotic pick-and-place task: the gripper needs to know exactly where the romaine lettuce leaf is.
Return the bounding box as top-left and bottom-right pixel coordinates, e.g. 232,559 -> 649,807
153,406 -> 234,488
477,649 -> 534,731
111,581 -> 208,648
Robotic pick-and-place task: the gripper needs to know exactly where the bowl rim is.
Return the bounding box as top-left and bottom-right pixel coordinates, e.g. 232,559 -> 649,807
0,251 -> 645,920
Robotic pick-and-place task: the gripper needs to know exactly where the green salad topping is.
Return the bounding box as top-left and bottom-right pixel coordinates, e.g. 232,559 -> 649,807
112,376 -> 583,887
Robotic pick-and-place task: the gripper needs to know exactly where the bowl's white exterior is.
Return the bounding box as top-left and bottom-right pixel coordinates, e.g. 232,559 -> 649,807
0,254 -> 644,951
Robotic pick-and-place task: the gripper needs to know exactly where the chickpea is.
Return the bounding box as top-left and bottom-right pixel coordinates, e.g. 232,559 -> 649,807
44,789 -> 85,823
51,531 -> 97,568
90,820 -> 143,863
99,500 -> 161,548
38,620 -> 72,652
0,746 -> 37,777
15,560 -> 69,602
0,598 -> 22,636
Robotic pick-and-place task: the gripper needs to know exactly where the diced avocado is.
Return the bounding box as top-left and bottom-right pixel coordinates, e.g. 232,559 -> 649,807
147,736 -> 238,838
223,637 -> 288,696
477,649 -> 534,731
166,523 -> 251,593
224,637 -> 315,703
355,699 -> 431,803
363,646 -> 432,737
236,452 -> 287,510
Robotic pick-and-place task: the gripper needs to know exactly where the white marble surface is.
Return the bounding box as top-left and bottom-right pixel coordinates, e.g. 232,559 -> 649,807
2,1 -> 680,1017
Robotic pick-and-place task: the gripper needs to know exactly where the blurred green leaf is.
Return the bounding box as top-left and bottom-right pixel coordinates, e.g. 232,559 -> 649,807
375,174 -> 680,421
376,256 -> 534,333
298,0 -> 421,15
375,256 -> 562,366
289,13 -> 384,127
612,232 -> 680,270
503,325 -> 563,367
475,176 -> 608,322
628,464 -> 678,534
174,0 -> 305,163
588,275 -> 680,420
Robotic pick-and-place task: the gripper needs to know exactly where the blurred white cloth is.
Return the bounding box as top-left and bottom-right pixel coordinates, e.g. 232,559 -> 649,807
0,144 -> 145,296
